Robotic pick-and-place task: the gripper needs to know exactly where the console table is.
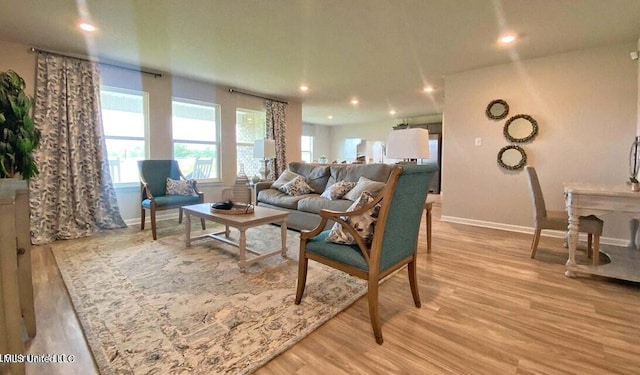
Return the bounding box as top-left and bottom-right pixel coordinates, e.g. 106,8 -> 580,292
0,180 -> 36,375
564,183 -> 640,282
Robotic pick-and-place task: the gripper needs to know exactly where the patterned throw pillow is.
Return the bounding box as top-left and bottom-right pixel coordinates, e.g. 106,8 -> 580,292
320,181 -> 356,200
278,176 -> 314,196
271,170 -> 302,190
325,191 -> 380,245
343,176 -> 386,201
166,178 -> 198,196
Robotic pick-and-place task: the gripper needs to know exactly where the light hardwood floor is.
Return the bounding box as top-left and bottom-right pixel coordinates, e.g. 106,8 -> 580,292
25,202 -> 640,374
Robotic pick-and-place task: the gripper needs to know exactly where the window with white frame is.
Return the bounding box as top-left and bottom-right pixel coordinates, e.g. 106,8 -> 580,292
301,135 -> 313,163
101,87 -> 149,184
172,99 -> 220,180
236,109 -> 266,179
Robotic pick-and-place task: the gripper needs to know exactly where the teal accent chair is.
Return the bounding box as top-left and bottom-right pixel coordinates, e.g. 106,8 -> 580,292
138,160 -> 205,240
295,164 -> 437,344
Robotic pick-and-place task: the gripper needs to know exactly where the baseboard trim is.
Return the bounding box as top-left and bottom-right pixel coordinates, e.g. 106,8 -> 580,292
440,215 -> 629,247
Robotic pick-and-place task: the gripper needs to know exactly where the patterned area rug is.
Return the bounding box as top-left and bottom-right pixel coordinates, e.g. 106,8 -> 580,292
52,224 -> 367,374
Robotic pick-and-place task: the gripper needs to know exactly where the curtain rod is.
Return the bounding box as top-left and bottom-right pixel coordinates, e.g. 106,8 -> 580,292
30,47 -> 162,78
228,88 -> 288,104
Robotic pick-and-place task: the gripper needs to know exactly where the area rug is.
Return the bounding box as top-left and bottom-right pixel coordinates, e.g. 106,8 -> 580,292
52,225 -> 367,374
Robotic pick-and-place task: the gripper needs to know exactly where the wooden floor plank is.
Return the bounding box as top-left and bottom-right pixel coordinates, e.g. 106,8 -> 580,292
23,201 -> 640,374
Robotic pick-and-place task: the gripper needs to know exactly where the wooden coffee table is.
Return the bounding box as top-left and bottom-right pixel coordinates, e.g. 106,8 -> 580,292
182,204 -> 289,271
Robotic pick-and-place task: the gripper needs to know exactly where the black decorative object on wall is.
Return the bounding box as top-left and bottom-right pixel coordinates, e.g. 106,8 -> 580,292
497,145 -> 527,170
486,99 -> 509,120
503,114 -> 538,143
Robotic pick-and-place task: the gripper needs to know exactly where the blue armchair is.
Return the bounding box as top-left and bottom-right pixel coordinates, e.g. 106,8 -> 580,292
295,163 -> 437,344
138,160 -> 205,240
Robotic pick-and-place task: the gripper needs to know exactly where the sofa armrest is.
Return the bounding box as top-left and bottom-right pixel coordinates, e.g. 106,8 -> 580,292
255,181 -> 274,200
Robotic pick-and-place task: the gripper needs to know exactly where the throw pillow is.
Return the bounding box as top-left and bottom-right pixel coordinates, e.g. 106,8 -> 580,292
343,176 -> 386,201
326,191 -> 380,245
166,178 -> 198,196
278,176 -> 314,196
271,170 -> 302,190
320,180 -> 356,200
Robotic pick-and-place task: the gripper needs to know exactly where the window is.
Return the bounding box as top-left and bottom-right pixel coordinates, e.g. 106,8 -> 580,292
301,136 -> 313,163
172,99 -> 220,180
101,87 -> 149,184
236,109 -> 266,179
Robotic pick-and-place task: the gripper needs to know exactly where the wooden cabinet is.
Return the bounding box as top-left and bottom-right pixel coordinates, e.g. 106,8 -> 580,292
0,180 -> 36,375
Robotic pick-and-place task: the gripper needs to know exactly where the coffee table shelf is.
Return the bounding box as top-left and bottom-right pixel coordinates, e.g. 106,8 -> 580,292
183,204 -> 289,271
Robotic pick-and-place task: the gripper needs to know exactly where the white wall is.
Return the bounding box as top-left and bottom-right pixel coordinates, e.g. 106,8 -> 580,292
0,40 -> 37,95
302,123 -> 332,162
442,42 -> 638,241
637,37 -> 640,135
0,38 -> 303,223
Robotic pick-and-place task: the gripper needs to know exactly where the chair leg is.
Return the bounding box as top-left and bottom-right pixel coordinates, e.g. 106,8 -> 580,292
587,234 -> 593,258
367,278 -> 383,345
530,229 -> 542,258
295,253 -> 308,305
151,207 -> 158,240
426,207 -> 432,254
140,208 -> 146,230
593,234 -> 601,266
408,260 -> 421,308
179,208 -> 183,224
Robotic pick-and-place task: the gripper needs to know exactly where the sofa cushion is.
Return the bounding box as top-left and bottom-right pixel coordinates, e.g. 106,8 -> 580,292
344,176 -> 386,201
325,191 -> 380,245
297,196 -> 353,214
306,231 -> 369,271
278,176 -> 314,196
271,170 -> 302,190
320,181 -> 356,200
327,163 -> 394,186
257,189 -> 313,210
288,162 -> 331,193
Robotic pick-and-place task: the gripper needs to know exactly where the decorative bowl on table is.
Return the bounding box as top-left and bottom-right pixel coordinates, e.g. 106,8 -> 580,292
210,202 -> 254,214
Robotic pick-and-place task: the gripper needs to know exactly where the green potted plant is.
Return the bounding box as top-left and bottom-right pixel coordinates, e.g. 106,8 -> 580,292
0,70 -> 41,179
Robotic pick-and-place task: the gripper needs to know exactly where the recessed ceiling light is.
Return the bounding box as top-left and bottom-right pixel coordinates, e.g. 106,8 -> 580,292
389,110 -> 396,115
423,86 -> 434,93
79,22 -> 97,32
299,85 -> 309,92
499,33 -> 517,44
350,99 -> 359,105
328,115 -> 333,120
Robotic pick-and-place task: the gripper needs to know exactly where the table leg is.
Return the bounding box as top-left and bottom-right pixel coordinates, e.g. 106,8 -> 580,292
281,219 -> 288,257
629,218 -> 639,250
225,225 -> 230,238
565,212 -> 580,278
185,213 -> 191,248
239,229 -> 247,272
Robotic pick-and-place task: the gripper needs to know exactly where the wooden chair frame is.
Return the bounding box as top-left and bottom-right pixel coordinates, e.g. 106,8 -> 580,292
139,162 -> 206,240
296,167 -> 422,344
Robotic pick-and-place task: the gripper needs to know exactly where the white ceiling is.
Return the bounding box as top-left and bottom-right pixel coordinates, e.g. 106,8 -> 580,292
1,0 -> 639,126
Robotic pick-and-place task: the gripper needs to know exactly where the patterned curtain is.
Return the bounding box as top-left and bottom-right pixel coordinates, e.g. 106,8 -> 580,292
30,52 -> 126,245
265,100 -> 287,179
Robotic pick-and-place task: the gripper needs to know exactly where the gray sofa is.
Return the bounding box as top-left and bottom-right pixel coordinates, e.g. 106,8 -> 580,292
255,162 -> 395,231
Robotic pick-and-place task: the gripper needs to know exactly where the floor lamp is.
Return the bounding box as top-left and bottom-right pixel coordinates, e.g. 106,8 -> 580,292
253,139 -> 276,181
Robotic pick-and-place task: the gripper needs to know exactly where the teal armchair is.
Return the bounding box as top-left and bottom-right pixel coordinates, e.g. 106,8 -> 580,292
138,160 -> 205,240
295,164 -> 437,344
